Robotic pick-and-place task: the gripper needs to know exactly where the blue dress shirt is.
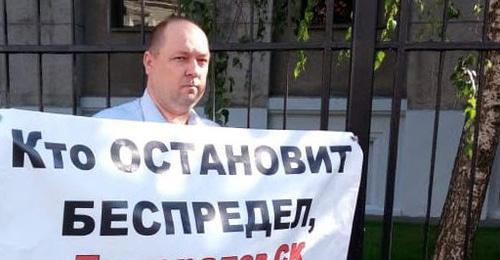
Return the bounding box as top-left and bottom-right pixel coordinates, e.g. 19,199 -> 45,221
93,91 -> 218,126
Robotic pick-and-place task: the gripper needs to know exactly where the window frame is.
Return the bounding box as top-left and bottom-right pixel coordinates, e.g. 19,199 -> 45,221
109,0 -> 178,32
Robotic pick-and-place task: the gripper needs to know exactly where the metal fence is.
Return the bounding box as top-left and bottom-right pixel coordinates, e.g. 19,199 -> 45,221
1,0 -> 499,259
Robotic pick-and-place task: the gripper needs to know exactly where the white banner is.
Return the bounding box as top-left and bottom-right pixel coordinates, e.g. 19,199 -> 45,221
0,109 -> 362,260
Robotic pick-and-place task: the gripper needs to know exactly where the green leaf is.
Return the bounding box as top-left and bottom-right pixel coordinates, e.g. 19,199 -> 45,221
389,17 -> 397,31
384,0 -> 393,10
297,22 -> 309,41
485,59 -> 493,71
465,145 -> 473,159
293,51 -> 307,79
374,51 -> 386,71
293,64 -> 301,79
415,0 -> 425,13
447,3 -> 460,20
345,27 -> 352,41
473,4 -> 482,16
337,50 -> 351,66
464,106 -> 476,120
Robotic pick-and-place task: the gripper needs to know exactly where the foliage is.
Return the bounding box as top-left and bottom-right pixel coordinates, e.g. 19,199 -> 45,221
447,2 -> 461,20
271,0 -> 319,79
473,3 -> 483,16
179,0 -> 270,125
178,0 -> 485,126
293,0 -> 318,79
271,0 -> 289,37
373,0 -> 400,70
178,0 -> 216,35
338,0 -> 400,71
445,1 -> 484,158
254,0 -> 269,40
413,0 -> 440,40
179,0 -> 325,124
209,52 -> 233,125
450,54 -> 478,158
376,0 -> 485,158
381,0 -> 400,41
414,0 -> 483,41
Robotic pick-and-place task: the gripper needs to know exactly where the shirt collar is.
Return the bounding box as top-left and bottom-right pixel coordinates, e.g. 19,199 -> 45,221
140,90 -> 165,123
140,90 -> 202,125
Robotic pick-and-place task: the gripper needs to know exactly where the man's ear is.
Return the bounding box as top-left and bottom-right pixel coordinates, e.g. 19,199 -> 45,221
143,51 -> 154,75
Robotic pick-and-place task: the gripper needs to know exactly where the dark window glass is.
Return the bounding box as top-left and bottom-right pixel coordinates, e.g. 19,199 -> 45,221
310,0 -> 353,26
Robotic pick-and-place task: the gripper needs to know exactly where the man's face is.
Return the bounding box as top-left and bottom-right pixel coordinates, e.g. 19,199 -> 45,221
144,21 -> 210,116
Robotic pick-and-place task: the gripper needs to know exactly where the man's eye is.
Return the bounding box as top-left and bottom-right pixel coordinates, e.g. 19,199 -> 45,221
174,57 -> 186,61
198,59 -> 208,65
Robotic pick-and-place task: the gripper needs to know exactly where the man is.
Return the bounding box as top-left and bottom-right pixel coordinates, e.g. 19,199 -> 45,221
94,16 -> 218,126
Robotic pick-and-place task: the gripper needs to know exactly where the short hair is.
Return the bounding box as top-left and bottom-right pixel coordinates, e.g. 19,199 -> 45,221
148,16 -> 205,54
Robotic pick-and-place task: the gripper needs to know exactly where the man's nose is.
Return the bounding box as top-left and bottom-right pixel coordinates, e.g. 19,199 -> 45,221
185,59 -> 200,77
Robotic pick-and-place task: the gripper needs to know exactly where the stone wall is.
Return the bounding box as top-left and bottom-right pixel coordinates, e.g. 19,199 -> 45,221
0,0 -> 84,109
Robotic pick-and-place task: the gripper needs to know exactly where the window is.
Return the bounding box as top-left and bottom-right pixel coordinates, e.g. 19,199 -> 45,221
311,0 -> 353,26
111,0 -> 178,29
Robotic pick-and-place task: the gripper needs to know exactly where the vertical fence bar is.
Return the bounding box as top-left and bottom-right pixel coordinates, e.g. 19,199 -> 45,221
282,1 -> 293,130
246,0 -> 255,128
282,52 -> 290,130
36,0 -> 43,111
71,0 -> 75,55
422,0 -> 451,258
380,0 -> 412,259
319,0 -> 334,130
422,48 -> 444,256
71,0 -> 77,115
210,54 -> 216,121
3,0 -> 10,108
106,53 -> 111,108
140,0 -> 146,90
464,0 -> 492,257
210,2 -> 217,123
140,0 -> 146,44
346,0 -> 379,257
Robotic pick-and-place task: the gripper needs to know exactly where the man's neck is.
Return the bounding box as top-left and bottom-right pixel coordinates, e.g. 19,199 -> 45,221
163,111 -> 190,124
155,105 -> 190,125
146,88 -> 191,125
